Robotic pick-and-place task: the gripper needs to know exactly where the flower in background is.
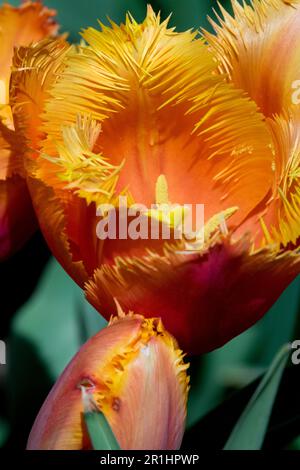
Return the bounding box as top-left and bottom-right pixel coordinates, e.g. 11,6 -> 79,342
205,0 -> 300,119
12,6 -> 300,353
0,1 -> 58,259
27,311 -> 189,450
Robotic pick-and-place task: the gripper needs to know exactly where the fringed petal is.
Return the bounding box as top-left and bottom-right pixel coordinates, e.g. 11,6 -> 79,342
85,237 -> 300,354
205,0 -> 300,116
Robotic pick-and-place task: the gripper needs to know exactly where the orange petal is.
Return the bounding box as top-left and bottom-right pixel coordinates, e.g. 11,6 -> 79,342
265,112 -> 300,246
0,121 -> 23,180
6,38 -> 73,263
0,1 -> 58,126
11,37 -> 69,158
27,314 -> 189,450
205,1 -> 300,247
205,0 -> 300,117
236,110 -> 300,248
27,177 -> 88,286
85,237 -> 300,354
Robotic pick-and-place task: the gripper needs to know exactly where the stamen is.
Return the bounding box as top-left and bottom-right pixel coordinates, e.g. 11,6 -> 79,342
155,174 -> 169,205
259,217 -> 274,245
180,206 -> 238,253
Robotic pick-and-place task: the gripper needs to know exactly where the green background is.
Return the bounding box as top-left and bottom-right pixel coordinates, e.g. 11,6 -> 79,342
7,0 -> 220,37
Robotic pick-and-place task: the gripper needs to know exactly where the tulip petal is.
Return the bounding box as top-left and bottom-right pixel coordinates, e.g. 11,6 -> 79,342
85,237 -> 300,354
0,1 -> 58,127
235,110 -> 300,248
11,37 -> 70,159
0,122 -> 23,180
205,0 -> 300,117
27,177 -> 88,285
264,112 -> 300,247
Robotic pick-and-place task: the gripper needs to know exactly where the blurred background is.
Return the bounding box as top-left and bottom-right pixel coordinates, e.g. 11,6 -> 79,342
1,0 -> 300,450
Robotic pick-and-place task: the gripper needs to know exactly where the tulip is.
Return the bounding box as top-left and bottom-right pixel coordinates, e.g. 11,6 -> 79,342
27,312 -> 189,450
0,1 -> 58,259
12,6 -> 300,353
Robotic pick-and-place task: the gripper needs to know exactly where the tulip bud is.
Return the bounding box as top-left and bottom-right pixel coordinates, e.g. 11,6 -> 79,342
27,312 -> 189,450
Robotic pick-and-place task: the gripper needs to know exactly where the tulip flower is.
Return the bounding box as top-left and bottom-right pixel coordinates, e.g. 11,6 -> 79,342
0,1 -> 58,259
27,312 -> 189,450
12,6 -> 300,353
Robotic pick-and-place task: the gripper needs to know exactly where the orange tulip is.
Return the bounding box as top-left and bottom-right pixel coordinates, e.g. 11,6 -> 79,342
12,6 -> 300,353
0,1 -> 58,259
27,312 -> 189,450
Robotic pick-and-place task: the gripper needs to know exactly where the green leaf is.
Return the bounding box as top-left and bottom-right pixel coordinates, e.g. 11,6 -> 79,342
82,388 -> 120,450
224,344 -> 291,450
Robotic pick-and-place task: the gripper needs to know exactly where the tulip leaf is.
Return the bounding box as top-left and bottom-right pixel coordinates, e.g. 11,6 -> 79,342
82,388 -> 121,450
224,344 -> 291,450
